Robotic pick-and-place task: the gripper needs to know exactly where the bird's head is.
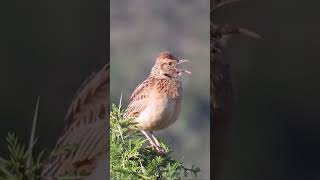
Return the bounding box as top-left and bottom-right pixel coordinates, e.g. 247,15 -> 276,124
150,52 -> 191,78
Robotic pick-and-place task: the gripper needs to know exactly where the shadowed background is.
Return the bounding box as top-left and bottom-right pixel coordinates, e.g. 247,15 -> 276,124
0,0 -> 108,158
110,0 -> 210,178
215,0 -> 320,179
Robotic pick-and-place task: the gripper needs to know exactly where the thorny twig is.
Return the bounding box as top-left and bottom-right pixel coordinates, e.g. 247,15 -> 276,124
212,0 -> 240,12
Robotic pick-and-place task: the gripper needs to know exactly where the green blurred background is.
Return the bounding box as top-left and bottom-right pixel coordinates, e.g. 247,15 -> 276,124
110,0 -> 210,178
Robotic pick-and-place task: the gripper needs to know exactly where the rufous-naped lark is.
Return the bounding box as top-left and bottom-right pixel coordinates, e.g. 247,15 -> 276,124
124,52 -> 191,155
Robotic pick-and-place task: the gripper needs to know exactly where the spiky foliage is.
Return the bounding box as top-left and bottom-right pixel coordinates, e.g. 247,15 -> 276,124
110,103 -> 200,180
0,133 -> 86,180
0,97 -> 83,180
0,133 -> 44,180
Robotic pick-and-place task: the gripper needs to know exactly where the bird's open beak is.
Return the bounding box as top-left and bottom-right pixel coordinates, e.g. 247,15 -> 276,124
177,59 -> 192,75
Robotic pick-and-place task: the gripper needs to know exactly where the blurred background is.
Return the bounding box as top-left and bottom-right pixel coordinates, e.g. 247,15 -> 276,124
215,0 -> 320,179
0,0 -> 107,156
110,0 -> 210,178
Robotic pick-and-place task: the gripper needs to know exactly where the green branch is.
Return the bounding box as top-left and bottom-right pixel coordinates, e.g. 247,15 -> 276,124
110,104 -> 200,179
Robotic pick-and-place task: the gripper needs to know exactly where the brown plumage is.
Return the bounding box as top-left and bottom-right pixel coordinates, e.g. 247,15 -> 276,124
42,64 -> 109,179
124,52 -> 191,155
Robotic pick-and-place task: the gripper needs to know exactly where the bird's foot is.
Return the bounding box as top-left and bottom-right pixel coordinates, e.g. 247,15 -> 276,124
151,144 -> 166,156
141,130 -> 166,156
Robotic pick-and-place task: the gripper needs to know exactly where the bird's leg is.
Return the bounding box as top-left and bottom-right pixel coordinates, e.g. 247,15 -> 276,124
140,130 -> 157,147
141,130 -> 165,155
150,132 -> 161,147
150,131 -> 166,155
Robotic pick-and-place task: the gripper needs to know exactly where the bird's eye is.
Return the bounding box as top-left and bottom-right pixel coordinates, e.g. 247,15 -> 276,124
168,62 -> 173,66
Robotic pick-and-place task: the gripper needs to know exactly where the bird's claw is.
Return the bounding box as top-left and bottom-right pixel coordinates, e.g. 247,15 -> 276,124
151,144 -> 166,156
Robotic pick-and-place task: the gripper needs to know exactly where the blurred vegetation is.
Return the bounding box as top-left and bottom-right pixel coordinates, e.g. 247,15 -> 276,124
110,103 -> 200,179
0,133 -> 44,180
0,133 -> 88,180
0,99 -> 87,179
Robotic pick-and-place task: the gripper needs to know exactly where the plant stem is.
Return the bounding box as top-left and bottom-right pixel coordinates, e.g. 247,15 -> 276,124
27,96 -> 40,168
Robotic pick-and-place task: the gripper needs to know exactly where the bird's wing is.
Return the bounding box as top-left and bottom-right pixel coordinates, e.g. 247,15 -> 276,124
64,64 -> 109,128
42,64 -> 109,179
124,77 -> 155,118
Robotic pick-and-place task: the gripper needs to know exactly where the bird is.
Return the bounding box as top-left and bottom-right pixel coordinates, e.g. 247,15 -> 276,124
124,52 -> 191,155
41,64 -> 110,179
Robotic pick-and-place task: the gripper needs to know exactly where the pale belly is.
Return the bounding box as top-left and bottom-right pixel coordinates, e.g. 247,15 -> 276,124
136,97 -> 181,131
